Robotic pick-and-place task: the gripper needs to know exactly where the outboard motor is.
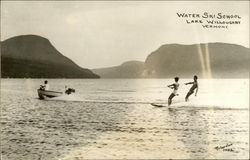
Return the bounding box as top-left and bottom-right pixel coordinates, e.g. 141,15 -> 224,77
65,88 -> 75,95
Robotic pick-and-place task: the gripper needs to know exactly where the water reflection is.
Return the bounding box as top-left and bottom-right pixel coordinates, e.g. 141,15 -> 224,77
1,94 -> 134,160
166,107 -> 249,159
167,108 -> 210,159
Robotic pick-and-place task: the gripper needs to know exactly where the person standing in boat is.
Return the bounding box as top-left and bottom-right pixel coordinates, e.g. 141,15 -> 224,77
185,75 -> 198,101
41,80 -> 50,90
167,77 -> 180,106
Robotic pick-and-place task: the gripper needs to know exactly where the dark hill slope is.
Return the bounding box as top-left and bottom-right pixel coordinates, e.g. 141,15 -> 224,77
144,43 -> 249,78
92,61 -> 144,78
1,35 -> 99,78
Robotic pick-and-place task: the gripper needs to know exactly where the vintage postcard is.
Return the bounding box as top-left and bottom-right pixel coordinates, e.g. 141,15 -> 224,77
1,1 -> 249,159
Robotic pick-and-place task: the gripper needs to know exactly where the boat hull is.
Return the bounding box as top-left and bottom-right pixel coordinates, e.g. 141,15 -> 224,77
37,89 -> 63,99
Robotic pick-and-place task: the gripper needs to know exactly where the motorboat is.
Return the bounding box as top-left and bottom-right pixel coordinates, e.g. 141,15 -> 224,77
37,85 -> 75,99
37,89 -> 63,99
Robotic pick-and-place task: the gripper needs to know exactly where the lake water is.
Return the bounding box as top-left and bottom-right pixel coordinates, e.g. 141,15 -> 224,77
1,79 -> 249,159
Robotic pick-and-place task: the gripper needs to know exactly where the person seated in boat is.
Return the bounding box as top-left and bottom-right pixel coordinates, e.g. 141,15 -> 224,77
40,80 -> 50,91
185,75 -> 198,101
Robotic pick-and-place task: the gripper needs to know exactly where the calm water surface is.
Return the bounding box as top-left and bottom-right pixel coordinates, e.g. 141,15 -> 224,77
1,79 -> 249,159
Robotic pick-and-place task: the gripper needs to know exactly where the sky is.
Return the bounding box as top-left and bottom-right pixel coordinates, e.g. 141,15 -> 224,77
1,1 -> 249,69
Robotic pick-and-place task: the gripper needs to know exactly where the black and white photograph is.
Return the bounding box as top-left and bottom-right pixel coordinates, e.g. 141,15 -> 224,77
1,1 -> 249,159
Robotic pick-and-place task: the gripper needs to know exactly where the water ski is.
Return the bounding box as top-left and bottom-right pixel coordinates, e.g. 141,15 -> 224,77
150,103 -> 167,107
151,100 -> 183,107
151,103 -> 176,111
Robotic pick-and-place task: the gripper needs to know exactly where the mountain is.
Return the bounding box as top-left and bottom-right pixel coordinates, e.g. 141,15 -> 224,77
92,61 -> 144,78
1,35 -> 100,78
93,43 -> 249,78
144,43 -> 249,78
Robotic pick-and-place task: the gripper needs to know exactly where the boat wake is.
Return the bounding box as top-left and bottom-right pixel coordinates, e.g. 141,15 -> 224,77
46,94 -> 83,102
44,96 -> 248,110
151,103 -> 248,111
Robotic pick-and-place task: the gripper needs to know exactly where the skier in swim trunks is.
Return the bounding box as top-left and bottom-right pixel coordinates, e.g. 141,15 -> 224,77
185,75 -> 198,101
167,77 -> 180,106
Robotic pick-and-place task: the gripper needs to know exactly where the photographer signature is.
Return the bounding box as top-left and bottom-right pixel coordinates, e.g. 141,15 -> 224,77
214,143 -> 237,153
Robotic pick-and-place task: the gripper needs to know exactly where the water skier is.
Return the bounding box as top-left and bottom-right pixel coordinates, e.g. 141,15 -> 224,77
167,77 -> 180,106
185,75 -> 198,101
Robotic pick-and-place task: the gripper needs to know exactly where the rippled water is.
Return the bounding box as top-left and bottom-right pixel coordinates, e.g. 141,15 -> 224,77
1,79 -> 249,159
